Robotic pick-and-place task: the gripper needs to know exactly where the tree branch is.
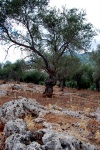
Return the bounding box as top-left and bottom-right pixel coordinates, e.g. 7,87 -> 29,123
57,42 -> 69,60
0,24 -> 51,72
24,11 -> 34,46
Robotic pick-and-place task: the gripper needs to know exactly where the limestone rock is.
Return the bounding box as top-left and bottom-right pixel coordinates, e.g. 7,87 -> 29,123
4,119 -> 27,137
42,129 -> 96,150
11,84 -> 23,91
5,132 -> 32,150
5,131 -> 44,150
90,108 -> 100,121
96,108 -> 100,121
26,142 -> 42,150
0,98 -> 45,124
63,110 -> 80,118
34,118 -> 45,123
0,98 -> 97,150
0,90 -> 8,97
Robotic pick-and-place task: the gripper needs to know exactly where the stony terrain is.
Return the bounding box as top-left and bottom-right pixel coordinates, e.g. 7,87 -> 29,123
0,81 -> 100,150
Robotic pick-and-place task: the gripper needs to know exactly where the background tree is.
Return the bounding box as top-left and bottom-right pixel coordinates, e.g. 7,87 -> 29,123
0,60 -> 26,81
56,55 -> 81,91
11,59 -> 26,81
90,45 -> 100,91
0,0 -> 96,96
2,61 -> 13,80
22,70 -> 47,84
71,64 -> 93,89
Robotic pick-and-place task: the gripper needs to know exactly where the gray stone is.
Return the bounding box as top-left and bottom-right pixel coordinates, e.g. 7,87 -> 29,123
5,133 -> 27,150
49,108 -> 80,118
42,130 -> 96,150
5,131 -> 32,150
26,142 -> 42,150
80,142 -> 96,150
34,118 -> 45,123
90,108 -> 100,121
11,84 -> 23,91
94,108 -> 100,121
0,98 -> 97,150
5,131 -> 43,150
0,90 -> 8,96
44,139 -> 62,150
4,119 -> 27,137
0,98 -> 45,123
63,110 -> 80,118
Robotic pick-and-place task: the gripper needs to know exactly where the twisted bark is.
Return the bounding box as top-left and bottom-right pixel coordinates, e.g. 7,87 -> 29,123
43,74 -> 56,97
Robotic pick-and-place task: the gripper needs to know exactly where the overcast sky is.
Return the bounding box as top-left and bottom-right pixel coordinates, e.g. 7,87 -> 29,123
0,0 -> 100,63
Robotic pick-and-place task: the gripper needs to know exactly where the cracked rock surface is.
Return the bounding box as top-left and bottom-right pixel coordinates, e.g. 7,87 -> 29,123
0,98 -> 45,123
0,98 -> 98,150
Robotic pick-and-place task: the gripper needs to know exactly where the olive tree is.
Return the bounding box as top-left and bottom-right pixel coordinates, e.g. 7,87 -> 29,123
90,45 -> 100,91
72,64 -> 94,89
0,0 -> 96,96
56,55 -> 81,91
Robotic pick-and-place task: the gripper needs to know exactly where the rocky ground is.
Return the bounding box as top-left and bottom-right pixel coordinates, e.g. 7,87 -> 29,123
0,81 -> 100,150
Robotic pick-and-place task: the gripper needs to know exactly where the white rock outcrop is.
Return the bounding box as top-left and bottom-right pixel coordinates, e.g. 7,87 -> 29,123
4,119 -> 27,137
42,129 -> 96,150
0,98 -> 45,123
0,98 -> 97,150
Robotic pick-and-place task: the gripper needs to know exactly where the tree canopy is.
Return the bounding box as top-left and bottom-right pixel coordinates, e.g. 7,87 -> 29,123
0,0 -> 96,95
0,0 -> 96,73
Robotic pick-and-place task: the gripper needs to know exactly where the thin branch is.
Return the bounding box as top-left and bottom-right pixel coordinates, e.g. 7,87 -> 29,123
57,42 -> 69,60
0,24 -> 51,72
0,24 -> 32,48
3,43 -> 16,61
24,11 -> 34,46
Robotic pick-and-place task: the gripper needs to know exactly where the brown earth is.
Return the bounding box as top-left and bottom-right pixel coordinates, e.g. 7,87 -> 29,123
0,81 -> 100,149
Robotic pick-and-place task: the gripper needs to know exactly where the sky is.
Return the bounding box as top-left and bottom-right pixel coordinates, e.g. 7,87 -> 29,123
0,0 -> 100,63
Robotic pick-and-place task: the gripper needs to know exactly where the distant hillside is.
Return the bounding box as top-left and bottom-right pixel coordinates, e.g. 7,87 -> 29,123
65,51 -> 92,64
75,52 -> 92,64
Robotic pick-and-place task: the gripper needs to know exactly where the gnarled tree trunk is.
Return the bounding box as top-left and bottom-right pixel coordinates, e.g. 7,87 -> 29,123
43,74 -> 56,97
59,78 -> 66,91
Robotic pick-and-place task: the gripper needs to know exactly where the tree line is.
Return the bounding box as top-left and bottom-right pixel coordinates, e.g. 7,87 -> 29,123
0,46 -> 100,91
0,60 -> 47,84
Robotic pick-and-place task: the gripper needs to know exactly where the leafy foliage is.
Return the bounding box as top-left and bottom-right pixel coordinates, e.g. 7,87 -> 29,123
22,70 -> 47,84
0,60 -> 26,81
90,45 -> 100,91
70,64 -> 94,89
0,60 -> 47,84
57,55 -> 80,80
0,1 -> 96,76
